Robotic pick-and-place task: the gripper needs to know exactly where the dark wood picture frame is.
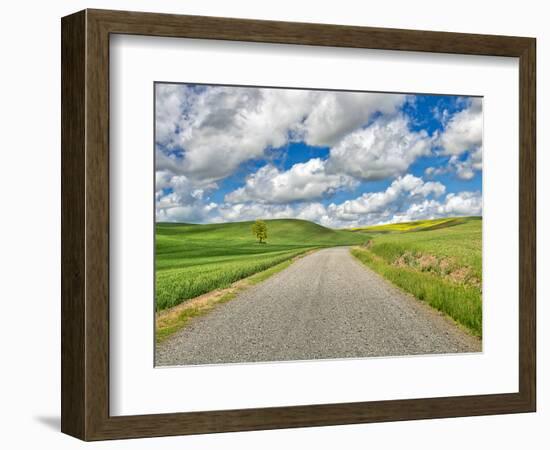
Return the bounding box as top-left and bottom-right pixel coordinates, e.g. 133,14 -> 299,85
61,9 -> 536,441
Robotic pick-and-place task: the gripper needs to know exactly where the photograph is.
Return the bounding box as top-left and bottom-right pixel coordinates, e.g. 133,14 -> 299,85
154,83 -> 483,366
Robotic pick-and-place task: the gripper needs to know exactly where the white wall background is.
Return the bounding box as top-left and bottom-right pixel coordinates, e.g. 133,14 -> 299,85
0,1 -> 546,448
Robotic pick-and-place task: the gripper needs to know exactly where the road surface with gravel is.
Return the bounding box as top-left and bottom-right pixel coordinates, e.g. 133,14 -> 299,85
156,247 -> 480,366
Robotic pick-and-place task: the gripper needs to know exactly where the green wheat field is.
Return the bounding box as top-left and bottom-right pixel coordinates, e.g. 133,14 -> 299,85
155,219 -> 367,311
155,216 -> 482,336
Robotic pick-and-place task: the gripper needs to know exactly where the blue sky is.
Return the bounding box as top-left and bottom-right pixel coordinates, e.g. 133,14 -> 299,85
155,84 -> 482,228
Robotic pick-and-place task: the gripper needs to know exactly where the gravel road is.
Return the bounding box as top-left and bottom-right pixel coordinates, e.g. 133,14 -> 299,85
156,247 -> 481,366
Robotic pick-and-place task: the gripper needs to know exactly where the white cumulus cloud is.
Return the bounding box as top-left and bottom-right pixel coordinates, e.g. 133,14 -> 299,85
439,97 -> 482,156
224,158 -> 358,204
326,115 -> 432,180
425,98 -> 483,180
438,191 -> 482,216
156,174 -> 480,228
155,172 -> 218,223
327,174 -> 446,223
300,91 -> 406,147
155,84 -> 405,183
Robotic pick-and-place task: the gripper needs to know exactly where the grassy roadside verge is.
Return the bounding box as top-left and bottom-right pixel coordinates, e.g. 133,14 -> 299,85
155,253 -> 307,344
351,247 -> 482,337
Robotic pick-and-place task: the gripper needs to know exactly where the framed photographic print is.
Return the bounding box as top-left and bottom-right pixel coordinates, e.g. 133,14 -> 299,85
61,9 -> 536,440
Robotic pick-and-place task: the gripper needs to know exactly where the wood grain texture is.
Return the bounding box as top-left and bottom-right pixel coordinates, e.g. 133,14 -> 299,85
85,10 -> 111,439
60,10 -> 86,439
61,8 -> 537,441
518,38 -> 536,409
89,8 -> 532,56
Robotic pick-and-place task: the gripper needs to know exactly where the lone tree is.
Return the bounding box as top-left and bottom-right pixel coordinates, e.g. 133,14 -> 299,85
251,220 -> 268,244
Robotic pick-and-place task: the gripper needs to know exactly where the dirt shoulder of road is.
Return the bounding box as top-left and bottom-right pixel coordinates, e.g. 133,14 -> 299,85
155,250 -> 318,343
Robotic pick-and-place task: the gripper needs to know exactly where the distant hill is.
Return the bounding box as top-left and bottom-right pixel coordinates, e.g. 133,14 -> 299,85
157,218 -> 368,247
348,216 -> 481,234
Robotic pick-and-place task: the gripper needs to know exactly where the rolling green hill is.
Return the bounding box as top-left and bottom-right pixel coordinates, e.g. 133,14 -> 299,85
156,219 -> 368,311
